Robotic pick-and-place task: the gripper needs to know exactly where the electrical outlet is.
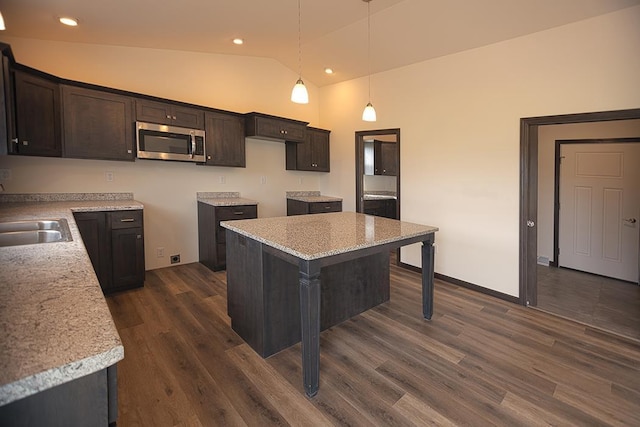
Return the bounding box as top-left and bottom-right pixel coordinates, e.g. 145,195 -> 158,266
170,254 -> 180,264
260,176 -> 267,185
299,177 -> 304,185
105,171 -> 114,182
0,169 -> 12,180
156,247 -> 165,258
219,175 -> 226,184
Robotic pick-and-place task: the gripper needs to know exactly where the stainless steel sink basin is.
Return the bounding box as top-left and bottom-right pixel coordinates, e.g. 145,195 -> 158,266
0,219 -> 73,247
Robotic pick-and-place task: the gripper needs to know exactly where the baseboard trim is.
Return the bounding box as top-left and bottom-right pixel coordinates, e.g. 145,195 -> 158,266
398,261 -> 521,305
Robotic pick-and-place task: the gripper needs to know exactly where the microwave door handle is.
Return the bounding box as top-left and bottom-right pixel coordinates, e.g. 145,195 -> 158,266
190,132 -> 195,159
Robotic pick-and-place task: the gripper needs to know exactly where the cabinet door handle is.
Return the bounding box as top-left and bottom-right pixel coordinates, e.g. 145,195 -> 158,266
120,218 -> 135,222
233,211 -> 244,215
136,234 -> 142,239
11,138 -> 18,144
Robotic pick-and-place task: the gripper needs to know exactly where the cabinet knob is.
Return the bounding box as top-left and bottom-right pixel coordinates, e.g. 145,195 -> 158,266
207,155 -> 212,159
166,115 -> 171,119
136,235 -> 142,239
127,149 -> 132,154
172,115 -> 177,120
22,140 -> 29,146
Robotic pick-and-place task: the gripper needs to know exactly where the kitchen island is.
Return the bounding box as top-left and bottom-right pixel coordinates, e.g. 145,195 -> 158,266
222,211 -> 438,397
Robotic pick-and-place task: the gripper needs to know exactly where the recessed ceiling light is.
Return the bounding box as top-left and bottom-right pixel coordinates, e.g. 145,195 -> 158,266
232,38 -> 244,45
324,68 -> 334,74
59,17 -> 78,27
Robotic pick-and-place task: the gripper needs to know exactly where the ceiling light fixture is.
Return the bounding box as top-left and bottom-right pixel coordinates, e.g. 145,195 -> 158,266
0,12 -> 5,31
324,68 -> 334,75
362,0 -> 376,122
59,17 -> 78,27
291,0 -> 309,104
233,38 -> 244,45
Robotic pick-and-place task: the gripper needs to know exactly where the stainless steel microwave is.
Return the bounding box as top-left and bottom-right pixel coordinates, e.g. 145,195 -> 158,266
136,121 -> 205,162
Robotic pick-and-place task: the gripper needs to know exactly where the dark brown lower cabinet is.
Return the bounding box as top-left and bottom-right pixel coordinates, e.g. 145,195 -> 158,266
363,198 -> 397,219
0,364 -> 117,427
74,210 -> 145,294
286,199 -> 342,216
198,202 -> 257,271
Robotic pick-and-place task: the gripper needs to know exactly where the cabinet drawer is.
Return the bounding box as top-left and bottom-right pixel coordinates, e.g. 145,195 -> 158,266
309,201 -> 342,214
215,205 -> 257,221
109,210 -> 143,229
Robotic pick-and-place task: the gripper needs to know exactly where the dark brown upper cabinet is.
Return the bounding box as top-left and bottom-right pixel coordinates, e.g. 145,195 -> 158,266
62,85 -> 135,161
11,70 -> 62,157
286,127 -> 330,172
136,99 -> 205,129
373,140 -> 398,176
202,111 -> 246,167
245,112 -> 307,143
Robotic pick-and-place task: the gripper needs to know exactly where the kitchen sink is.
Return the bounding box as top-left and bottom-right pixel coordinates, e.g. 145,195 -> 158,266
0,219 -> 73,247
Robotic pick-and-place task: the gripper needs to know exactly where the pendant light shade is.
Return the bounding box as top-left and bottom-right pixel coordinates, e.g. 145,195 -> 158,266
291,0 -> 309,104
0,12 -> 5,31
291,78 -> 309,104
362,0 -> 376,121
362,102 -> 377,122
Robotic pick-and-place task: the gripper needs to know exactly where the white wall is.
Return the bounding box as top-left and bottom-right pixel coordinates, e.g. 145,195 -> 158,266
0,37 -> 324,270
537,120 -> 640,264
320,6 -> 640,297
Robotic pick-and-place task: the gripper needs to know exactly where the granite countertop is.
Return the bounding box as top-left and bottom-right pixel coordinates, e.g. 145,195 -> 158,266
221,211 -> 438,261
286,191 -> 342,203
363,194 -> 397,200
0,193 -> 142,406
197,192 -> 258,207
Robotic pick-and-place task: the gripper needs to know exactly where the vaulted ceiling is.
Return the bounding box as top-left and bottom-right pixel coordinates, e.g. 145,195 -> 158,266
1,0 -> 639,86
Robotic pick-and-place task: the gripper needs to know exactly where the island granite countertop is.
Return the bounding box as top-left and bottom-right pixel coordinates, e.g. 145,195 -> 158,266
0,193 -> 142,406
221,211 -> 438,261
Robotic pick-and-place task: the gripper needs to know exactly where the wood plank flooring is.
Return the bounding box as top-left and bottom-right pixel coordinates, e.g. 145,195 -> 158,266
536,265 -> 640,341
106,262 -> 640,426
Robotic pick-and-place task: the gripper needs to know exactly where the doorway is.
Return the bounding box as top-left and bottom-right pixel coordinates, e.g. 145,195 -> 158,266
355,129 -> 400,217
519,108 -> 640,339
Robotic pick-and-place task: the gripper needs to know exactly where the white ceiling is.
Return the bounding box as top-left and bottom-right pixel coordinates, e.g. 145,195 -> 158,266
1,0 -> 639,87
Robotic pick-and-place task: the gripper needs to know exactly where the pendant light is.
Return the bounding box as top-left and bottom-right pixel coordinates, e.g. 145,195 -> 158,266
362,0 -> 377,121
291,0 -> 309,104
0,11 -> 5,31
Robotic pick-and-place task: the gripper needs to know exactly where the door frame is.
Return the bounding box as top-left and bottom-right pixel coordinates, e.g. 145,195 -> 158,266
553,138 -> 640,270
519,108 -> 640,306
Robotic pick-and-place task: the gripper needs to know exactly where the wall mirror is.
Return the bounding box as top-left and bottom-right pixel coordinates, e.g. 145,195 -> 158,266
355,129 -> 400,220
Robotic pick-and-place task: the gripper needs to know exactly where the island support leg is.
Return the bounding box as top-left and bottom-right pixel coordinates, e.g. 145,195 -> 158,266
422,236 -> 435,320
299,261 -> 321,397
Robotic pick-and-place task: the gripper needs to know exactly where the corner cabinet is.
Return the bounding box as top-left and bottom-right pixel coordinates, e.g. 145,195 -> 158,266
202,111 -> 246,167
245,112 -> 307,143
286,127 -> 330,172
198,202 -> 257,271
135,98 -> 205,129
62,86 -> 135,161
74,209 -> 145,294
363,198 -> 397,219
10,70 -> 62,157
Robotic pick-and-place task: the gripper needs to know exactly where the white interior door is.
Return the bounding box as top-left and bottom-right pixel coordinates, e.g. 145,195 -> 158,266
559,143 -> 640,283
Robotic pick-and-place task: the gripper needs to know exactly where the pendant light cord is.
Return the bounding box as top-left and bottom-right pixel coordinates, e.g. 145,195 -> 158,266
367,0 -> 371,101
297,0 -> 302,79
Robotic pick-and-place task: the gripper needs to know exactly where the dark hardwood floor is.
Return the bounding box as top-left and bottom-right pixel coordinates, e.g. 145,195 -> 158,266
106,262 -> 640,426
536,265 -> 640,342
